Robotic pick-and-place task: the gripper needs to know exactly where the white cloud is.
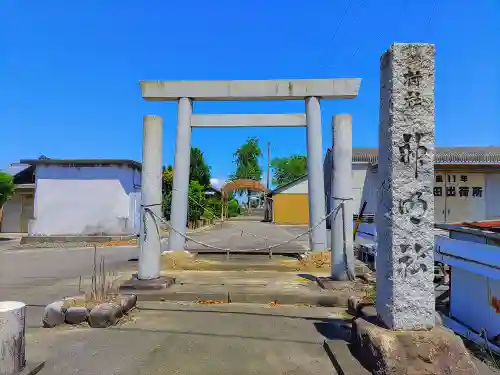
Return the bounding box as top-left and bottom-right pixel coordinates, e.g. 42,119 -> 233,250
210,178 -> 226,190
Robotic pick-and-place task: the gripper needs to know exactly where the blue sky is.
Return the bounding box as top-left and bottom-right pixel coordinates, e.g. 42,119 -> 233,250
1,0 -> 499,187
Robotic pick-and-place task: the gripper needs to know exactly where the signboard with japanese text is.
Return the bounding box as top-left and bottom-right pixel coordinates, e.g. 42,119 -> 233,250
433,172 -> 485,222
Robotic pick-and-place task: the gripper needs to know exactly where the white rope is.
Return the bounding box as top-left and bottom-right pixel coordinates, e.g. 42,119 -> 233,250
145,202 -> 343,253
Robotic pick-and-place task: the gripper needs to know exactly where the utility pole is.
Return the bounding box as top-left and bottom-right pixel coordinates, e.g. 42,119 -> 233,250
264,142 -> 271,219
267,142 -> 271,190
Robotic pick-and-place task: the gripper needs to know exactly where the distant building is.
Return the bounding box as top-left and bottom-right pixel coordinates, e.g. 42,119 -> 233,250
265,147 -> 500,227
266,175 -> 308,225
324,147 -> 500,227
1,159 -> 142,236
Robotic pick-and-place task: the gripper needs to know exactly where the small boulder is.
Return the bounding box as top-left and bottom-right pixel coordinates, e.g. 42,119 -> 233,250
88,303 -> 123,328
347,296 -> 362,315
119,294 -> 137,313
65,306 -> 89,325
351,317 -> 478,375
42,301 -> 66,328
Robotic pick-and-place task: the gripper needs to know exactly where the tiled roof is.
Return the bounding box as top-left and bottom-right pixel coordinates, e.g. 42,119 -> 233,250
20,159 -> 142,170
268,174 -> 308,196
344,147 -> 500,164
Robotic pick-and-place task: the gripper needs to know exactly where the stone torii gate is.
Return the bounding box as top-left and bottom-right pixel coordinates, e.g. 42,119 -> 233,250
137,78 -> 361,281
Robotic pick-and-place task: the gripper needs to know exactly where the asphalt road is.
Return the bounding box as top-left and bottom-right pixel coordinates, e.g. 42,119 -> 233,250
0,245 -> 137,286
0,245 -> 138,326
186,221 -> 310,253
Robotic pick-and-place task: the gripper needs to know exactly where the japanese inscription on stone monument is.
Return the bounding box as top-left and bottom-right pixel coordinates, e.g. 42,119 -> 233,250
376,43 -> 436,330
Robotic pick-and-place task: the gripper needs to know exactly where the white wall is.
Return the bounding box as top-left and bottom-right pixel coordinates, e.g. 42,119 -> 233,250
30,165 -> 142,236
1,196 -> 22,232
325,163 -> 378,217
281,179 -> 308,194
486,173 -> 500,219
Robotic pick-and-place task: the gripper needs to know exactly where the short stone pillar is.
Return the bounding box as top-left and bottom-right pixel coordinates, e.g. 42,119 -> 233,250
330,114 -> 355,281
138,115 -> 163,280
0,301 -> 26,375
376,43 -> 436,330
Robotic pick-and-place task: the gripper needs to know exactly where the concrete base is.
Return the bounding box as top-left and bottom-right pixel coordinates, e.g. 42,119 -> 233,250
350,317 -> 479,375
316,277 -> 356,291
130,288 -> 354,307
119,275 -> 175,291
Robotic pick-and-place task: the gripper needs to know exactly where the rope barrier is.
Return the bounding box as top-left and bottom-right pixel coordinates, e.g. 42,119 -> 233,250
145,202 -> 343,253
171,187 -> 347,245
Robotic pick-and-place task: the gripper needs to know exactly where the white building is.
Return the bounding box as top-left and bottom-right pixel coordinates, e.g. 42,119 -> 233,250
0,163 -> 36,233
324,147 -> 500,225
15,159 -> 142,236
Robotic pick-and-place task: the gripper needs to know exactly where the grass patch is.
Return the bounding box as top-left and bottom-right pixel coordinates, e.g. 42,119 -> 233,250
362,284 -> 376,304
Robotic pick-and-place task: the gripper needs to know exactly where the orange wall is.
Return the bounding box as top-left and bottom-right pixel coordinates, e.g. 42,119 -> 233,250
273,194 -> 309,225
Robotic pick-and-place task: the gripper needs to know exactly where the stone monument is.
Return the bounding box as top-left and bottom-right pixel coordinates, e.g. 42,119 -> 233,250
376,43 -> 436,330
348,43 -> 478,375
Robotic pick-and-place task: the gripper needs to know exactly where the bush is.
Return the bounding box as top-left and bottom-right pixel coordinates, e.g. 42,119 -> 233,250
227,199 -> 240,217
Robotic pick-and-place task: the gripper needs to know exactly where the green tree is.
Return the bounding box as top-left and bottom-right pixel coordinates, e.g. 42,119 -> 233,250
187,180 -> 206,222
161,145 -> 211,219
205,196 -> 222,219
230,137 -> 263,207
190,147 -> 211,187
162,180 -> 207,222
0,172 -> 14,207
271,155 -> 307,186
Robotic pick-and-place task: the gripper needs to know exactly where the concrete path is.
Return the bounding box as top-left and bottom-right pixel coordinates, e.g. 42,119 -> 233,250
26,301 -> 347,375
186,221 -> 310,254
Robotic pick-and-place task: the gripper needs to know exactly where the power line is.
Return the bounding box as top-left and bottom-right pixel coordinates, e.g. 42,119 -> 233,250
312,0 -> 355,77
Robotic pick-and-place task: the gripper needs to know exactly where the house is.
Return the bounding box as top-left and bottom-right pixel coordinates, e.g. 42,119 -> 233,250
266,146 -> 500,226
266,175 -> 308,225
2,158 -> 142,236
0,163 -> 36,233
203,186 -> 221,198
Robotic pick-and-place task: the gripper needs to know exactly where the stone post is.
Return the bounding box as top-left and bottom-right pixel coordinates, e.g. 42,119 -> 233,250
138,115 -> 163,280
331,114 -> 355,280
0,301 -> 26,375
376,43 -> 436,330
305,97 -> 327,251
169,98 -> 193,251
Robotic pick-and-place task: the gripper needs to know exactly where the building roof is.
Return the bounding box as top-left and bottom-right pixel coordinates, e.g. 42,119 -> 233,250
268,175 -> 307,196
339,146 -> 500,165
1,163 -> 32,177
20,159 -> 142,170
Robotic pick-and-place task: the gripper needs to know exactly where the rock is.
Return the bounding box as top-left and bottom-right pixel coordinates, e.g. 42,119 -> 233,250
88,303 -> 123,328
347,296 -> 362,315
42,300 -> 66,328
351,317 -> 479,375
65,306 -> 89,325
119,294 -> 137,313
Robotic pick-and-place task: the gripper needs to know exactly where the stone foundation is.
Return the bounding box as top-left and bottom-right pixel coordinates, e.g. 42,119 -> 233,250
350,317 -> 478,375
